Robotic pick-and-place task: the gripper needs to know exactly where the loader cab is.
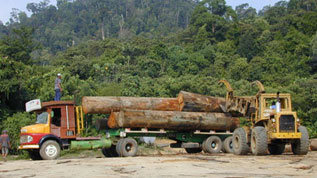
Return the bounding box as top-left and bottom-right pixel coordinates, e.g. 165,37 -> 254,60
256,93 -> 300,134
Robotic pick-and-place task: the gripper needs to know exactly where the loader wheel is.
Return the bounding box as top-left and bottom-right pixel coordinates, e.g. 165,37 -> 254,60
292,126 -> 309,155
204,136 -> 222,153
268,144 -> 285,155
251,126 -> 268,155
223,136 -> 234,153
102,145 -> 119,157
28,150 -> 42,160
117,138 -> 138,157
233,128 -> 249,155
185,148 -> 202,154
39,140 -> 61,160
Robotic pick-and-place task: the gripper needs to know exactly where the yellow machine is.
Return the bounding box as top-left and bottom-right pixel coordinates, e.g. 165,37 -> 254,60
220,80 -> 309,155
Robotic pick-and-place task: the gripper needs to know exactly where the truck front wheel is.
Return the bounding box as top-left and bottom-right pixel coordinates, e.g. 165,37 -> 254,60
40,140 -> 61,160
292,126 -> 309,155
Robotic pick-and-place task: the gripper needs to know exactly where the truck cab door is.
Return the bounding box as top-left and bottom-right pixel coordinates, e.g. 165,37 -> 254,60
50,108 -> 62,137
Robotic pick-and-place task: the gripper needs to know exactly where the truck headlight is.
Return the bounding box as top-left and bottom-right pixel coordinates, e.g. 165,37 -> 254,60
21,129 -> 27,133
27,135 -> 33,143
272,119 -> 276,123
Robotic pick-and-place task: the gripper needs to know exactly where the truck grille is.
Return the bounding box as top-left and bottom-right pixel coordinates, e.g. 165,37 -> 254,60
279,115 -> 295,132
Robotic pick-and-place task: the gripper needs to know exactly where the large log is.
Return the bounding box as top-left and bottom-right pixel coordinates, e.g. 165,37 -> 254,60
108,110 -> 239,131
178,91 -> 226,112
82,96 -> 180,114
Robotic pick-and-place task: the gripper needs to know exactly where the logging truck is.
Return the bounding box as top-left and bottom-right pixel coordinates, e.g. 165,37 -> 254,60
19,92 -> 239,160
220,80 -> 310,155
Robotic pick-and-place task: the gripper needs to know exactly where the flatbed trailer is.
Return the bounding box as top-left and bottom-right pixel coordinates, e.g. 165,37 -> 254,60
101,128 -> 234,157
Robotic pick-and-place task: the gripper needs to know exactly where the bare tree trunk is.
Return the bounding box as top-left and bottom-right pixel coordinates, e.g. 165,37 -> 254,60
178,91 -> 226,112
108,110 -> 239,131
82,96 -> 180,114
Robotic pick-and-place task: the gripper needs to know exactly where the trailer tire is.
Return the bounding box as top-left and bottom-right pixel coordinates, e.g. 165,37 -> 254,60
102,145 -> 119,157
39,140 -> 61,160
116,139 -> 124,156
202,139 -> 208,153
185,148 -> 202,154
292,126 -> 309,155
223,136 -> 234,153
117,138 -> 138,157
251,126 -> 268,155
28,150 -> 42,160
204,136 -> 222,153
268,144 -> 285,155
233,128 -> 249,155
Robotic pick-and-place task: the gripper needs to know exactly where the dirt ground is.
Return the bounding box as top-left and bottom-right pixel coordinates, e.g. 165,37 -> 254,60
1,138 -> 317,178
0,150 -> 316,178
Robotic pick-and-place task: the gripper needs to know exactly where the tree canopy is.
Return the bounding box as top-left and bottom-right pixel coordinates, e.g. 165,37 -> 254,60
1,0 -> 317,151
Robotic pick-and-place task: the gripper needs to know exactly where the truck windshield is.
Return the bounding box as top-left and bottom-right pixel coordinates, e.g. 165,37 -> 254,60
36,112 -> 48,124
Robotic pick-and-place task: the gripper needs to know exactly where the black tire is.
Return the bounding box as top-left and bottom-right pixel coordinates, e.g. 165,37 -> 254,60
202,139 -> 208,153
223,136 -> 234,153
117,138 -> 138,157
39,140 -> 61,160
102,145 -> 119,157
116,139 -> 124,156
185,148 -> 202,154
28,150 -> 42,160
292,126 -> 309,155
268,144 -> 285,155
251,126 -> 268,155
233,128 -> 249,155
204,136 -> 222,153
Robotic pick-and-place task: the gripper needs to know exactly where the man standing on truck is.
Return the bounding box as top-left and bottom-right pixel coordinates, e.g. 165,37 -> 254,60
54,73 -> 62,101
0,130 -> 11,162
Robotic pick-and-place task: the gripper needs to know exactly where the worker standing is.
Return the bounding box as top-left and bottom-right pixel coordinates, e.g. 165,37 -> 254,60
0,130 -> 11,162
54,73 -> 63,101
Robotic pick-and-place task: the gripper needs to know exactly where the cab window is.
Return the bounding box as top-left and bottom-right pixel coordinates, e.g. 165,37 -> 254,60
36,112 -> 48,124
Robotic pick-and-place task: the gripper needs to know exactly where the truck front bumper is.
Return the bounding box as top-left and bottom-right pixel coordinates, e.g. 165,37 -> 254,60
18,144 -> 40,149
269,132 -> 301,139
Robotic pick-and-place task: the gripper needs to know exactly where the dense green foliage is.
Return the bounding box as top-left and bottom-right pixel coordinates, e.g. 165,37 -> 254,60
1,0 -> 317,152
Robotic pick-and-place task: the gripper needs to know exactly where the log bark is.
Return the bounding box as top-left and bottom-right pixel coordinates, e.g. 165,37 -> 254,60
178,91 -> 226,112
82,96 -> 180,114
108,110 -> 239,131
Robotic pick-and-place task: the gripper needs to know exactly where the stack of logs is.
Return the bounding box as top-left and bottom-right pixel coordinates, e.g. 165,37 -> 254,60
82,91 -> 240,131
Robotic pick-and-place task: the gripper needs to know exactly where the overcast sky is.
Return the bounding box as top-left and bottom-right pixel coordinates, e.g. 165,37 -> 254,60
0,0 -> 283,24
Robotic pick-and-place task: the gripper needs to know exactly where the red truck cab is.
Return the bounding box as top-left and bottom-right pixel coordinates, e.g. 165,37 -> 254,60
19,100 -> 81,160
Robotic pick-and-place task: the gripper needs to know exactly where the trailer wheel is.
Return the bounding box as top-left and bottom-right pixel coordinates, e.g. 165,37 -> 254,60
233,128 -> 249,155
251,126 -> 268,155
117,138 -> 138,157
102,145 -> 119,157
185,148 -> 202,154
28,150 -> 42,160
268,144 -> 285,155
116,139 -> 124,156
39,140 -> 61,160
204,136 -> 222,153
292,126 -> 309,155
223,136 -> 234,153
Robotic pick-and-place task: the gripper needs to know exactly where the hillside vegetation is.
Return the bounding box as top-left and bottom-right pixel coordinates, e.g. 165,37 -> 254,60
0,0 -> 317,151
